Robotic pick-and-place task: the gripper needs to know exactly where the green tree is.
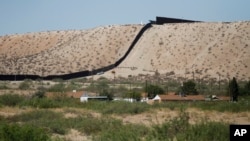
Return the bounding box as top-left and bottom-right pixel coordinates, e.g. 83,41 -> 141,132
126,90 -> 141,101
182,80 -> 198,95
115,85 -> 129,97
96,80 -> 109,92
145,84 -> 164,99
100,89 -> 113,100
229,77 -> 239,102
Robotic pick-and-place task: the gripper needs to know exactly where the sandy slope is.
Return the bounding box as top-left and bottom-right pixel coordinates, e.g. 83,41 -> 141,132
0,21 -> 250,80
105,22 -> 250,81
0,25 -> 143,76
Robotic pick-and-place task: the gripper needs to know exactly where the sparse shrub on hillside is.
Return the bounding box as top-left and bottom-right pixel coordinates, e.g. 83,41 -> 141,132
19,79 -> 32,90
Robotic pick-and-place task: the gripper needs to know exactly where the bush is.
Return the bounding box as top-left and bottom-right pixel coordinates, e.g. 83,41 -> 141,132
145,84 -> 164,99
0,82 -> 9,89
95,124 -> 149,141
21,98 -> 60,108
8,110 -> 67,135
19,80 -> 32,90
82,101 -> 150,115
64,80 -> 82,91
148,110 -> 229,141
125,90 -> 141,101
116,85 -> 129,95
0,122 -> 49,141
0,94 -> 24,106
33,87 -> 46,98
182,80 -> 198,95
48,83 -> 66,92
177,122 -> 229,141
100,89 -> 114,100
150,109 -> 189,140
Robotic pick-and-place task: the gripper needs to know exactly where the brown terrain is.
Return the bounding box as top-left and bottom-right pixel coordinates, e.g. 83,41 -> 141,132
0,21 -> 250,81
0,106 -> 249,141
0,25 -> 143,76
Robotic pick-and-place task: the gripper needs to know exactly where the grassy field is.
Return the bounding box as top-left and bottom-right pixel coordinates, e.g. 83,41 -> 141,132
0,93 -> 249,141
0,79 -> 249,140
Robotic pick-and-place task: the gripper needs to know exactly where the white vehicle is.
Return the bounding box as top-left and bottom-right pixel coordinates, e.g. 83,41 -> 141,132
96,71 -> 104,75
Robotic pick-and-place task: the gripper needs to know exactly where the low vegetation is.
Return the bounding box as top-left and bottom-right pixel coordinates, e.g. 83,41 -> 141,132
0,106 -> 231,141
149,110 -> 229,141
0,122 -> 49,141
0,78 -> 249,140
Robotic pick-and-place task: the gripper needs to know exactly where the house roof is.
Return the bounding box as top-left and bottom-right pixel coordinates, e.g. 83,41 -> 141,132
67,91 -> 98,98
46,91 -> 97,99
153,95 -> 161,100
67,91 -> 84,98
155,94 -> 230,101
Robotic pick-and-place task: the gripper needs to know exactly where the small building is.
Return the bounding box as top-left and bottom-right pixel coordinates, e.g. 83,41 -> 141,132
80,94 -> 108,102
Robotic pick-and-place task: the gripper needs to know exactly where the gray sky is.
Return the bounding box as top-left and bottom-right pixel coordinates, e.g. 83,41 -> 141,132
0,0 -> 249,36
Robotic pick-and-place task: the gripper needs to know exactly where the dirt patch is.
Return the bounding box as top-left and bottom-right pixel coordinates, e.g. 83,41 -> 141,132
52,129 -> 92,141
113,108 -> 250,126
0,106 -> 34,117
52,108 -> 102,119
0,89 -> 35,96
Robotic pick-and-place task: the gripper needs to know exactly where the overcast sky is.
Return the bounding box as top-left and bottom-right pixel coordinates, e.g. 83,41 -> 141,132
0,0 -> 249,36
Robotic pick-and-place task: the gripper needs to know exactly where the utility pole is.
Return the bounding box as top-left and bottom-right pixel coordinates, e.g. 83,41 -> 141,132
218,73 -> 221,90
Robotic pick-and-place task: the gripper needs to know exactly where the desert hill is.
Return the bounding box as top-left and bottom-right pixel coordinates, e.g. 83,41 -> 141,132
0,25 -> 143,76
109,22 -> 250,81
0,21 -> 250,81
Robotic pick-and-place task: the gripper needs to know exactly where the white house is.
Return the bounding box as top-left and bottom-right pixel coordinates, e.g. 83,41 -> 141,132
80,94 -> 88,102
